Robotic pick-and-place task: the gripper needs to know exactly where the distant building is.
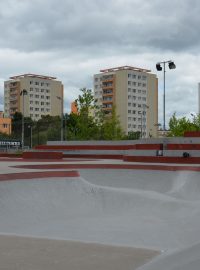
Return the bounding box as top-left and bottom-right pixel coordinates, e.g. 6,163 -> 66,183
0,111 -> 11,135
71,101 -> 78,114
93,66 -> 158,138
198,83 -> 200,114
4,74 -> 64,121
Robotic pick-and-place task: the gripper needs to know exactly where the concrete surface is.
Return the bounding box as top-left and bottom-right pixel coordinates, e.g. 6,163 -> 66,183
1,157 -> 200,269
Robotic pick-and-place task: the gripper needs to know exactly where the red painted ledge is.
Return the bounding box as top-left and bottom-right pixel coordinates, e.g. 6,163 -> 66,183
0,170 -> 80,181
22,151 -> 63,159
123,156 -> 200,164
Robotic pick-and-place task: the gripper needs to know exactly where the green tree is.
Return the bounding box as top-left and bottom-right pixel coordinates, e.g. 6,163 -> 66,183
99,107 -> 124,140
125,131 -> 141,140
73,88 -> 99,140
168,113 -> 196,137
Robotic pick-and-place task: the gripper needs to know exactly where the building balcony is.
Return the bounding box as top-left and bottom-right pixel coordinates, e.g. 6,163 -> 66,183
102,92 -> 113,97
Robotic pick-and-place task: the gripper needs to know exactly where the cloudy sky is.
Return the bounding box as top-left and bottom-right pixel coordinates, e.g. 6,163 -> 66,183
0,0 -> 199,126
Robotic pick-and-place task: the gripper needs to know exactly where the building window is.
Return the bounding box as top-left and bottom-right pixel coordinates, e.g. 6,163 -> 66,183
138,75 -> 141,79
30,88 -> 33,91
132,74 -> 136,79
35,108 -> 39,111
35,95 -> 39,98
46,96 -> 50,100
41,102 -> 44,105
138,82 -> 141,86
128,81 -> 131,85
35,82 -> 39,85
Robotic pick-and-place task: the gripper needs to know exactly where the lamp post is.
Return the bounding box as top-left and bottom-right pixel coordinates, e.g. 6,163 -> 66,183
20,89 -> 28,150
57,96 -> 64,141
138,111 -> 143,138
28,125 -> 32,148
156,60 -> 176,131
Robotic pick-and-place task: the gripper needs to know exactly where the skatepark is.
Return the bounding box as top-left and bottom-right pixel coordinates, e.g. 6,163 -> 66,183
1,139 -> 200,269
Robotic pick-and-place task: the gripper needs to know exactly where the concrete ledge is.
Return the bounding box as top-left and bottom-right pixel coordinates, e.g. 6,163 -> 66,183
22,151 -> 63,159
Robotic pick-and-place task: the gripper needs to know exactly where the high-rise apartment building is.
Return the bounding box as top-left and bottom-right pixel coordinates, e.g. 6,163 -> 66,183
4,74 -> 64,120
198,83 -> 200,114
94,66 -> 158,138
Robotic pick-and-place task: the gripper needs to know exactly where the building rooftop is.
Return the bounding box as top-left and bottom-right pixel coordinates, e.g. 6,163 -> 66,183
9,74 -> 57,80
100,65 -> 151,73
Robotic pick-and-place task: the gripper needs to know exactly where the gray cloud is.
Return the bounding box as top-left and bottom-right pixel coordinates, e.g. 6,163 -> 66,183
1,0 -> 200,54
0,0 -> 200,125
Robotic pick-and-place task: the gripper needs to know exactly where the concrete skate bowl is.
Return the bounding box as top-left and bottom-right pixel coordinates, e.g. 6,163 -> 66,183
1,170 -> 200,270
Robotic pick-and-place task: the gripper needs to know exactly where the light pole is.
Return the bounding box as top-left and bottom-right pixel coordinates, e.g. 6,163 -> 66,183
138,111 -> 143,138
156,60 -> 176,131
28,125 -> 32,148
20,89 -> 28,150
57,96 -> 64,141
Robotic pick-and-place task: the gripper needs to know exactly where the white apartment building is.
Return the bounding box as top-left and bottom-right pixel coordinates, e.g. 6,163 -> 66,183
198,83 -> 200,114
94,66 -> 158,138
4,74 -> 64,121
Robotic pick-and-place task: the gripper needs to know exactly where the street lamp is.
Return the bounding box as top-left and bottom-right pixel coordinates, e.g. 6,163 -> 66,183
20,89 -> 28,150
57,96 -> 64,141
28,125 -> 32,148
138,111 -> 143,139
156,60 -> 176,131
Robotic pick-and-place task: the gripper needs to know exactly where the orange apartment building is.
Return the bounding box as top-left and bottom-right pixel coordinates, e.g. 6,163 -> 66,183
71,101 -> 78,114
0,111 -> 11,135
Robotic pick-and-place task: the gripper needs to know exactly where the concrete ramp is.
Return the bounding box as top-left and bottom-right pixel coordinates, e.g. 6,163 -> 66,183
1,175 -> 200,250
138,242 -> 200,270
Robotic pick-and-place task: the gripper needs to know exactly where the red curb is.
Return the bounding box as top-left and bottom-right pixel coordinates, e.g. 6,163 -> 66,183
0,170 -> 80,181
12,164 -> 200,172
